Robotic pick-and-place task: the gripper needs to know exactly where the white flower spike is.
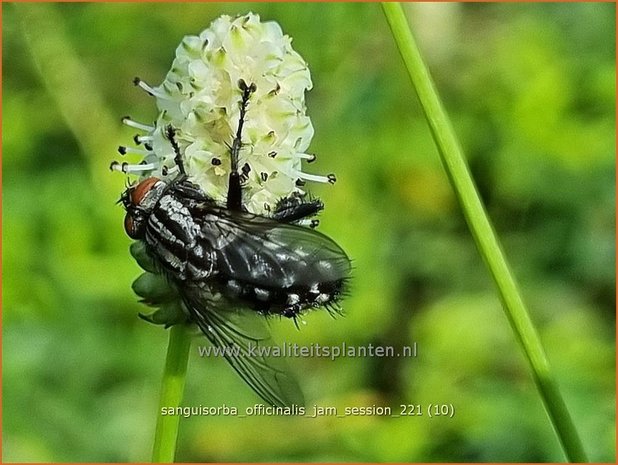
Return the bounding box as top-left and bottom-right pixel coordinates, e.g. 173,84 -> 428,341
113,12 -> 334,214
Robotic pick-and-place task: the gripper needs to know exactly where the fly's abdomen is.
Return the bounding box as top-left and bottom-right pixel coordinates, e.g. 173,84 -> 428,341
212,225 -> 351,318
219,275 -> 348,318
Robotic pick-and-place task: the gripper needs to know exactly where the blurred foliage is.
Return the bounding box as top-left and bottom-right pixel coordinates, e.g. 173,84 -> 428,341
3,2 -> 615,462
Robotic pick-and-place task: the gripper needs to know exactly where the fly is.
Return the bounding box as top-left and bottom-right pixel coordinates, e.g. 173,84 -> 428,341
119,80 -> 351,407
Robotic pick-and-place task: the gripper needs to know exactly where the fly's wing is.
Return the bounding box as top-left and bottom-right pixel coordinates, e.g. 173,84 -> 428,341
204,211 -> 351,289
183,291 -> 305,407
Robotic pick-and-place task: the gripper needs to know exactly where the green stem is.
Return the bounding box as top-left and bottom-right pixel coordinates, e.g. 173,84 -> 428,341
381,3 -> 587,462
152,324 -> 192,463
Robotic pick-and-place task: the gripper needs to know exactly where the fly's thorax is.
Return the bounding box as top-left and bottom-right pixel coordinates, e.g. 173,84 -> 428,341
142,183 -> 217,283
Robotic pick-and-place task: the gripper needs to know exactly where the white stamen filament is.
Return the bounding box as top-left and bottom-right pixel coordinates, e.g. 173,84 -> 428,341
135,135 -> 154,144
122,117 -> 154,132
162,165 -> 180,176
111,162 -> 157,173
124,163 -> 157,173
295,170 -> 330,184
297,153 -> 316,162
122,147 -> 152,156
135,79 -> 169,100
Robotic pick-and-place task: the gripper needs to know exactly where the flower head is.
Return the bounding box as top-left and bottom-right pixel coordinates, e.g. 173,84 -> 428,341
113,13 -> 333,214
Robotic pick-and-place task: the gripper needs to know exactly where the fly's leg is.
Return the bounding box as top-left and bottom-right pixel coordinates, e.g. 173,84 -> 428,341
165,125 -> 186,177
272,194 -> 324,228
227,79 -> 257,212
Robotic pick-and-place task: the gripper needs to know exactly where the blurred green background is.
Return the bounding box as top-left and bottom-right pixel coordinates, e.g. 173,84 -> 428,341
3,2 -> 615,462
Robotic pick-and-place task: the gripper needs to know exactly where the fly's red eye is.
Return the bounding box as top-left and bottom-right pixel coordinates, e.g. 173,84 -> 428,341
131,177 -> 160,206
124,214 -> 137,238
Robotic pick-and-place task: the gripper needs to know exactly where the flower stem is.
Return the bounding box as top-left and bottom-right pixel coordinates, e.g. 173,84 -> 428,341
152,324 -> 192,463
381,3 -> 588,462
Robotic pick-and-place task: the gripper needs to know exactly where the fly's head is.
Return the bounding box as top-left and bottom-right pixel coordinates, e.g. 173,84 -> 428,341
121,177 -> 168,239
